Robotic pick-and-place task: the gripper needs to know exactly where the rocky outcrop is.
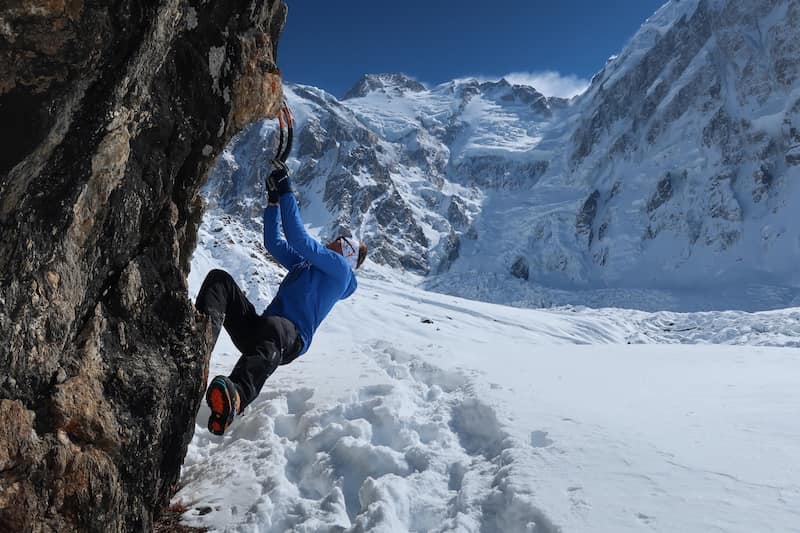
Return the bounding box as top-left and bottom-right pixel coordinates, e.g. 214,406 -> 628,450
342,73 -> 426,100
478,78 -> 553,116
510,256 -> 530,281
436,232 -> 461,273
0,1 -> 286,531
646,173 -> 675,214
576,190 -> 601,245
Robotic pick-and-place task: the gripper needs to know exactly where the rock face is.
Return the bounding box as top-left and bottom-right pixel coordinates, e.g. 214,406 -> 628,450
562,0 -> 800,287
342,73 -> 426,99
0,1 -> 286,531
510,256 -> 530,281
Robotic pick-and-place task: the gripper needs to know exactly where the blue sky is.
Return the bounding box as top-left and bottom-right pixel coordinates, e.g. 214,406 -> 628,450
278,1 -> 666,98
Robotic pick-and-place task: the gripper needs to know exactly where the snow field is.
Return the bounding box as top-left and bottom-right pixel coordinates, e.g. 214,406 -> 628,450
177,325 -> 559,532
177,269 -> 800,532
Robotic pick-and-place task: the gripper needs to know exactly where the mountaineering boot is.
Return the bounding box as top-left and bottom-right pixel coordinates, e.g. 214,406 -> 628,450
206,375 -> 241,436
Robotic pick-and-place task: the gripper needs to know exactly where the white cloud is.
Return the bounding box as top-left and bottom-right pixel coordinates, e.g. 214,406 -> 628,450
446,71 -> 590,99
502,71 -> 590,99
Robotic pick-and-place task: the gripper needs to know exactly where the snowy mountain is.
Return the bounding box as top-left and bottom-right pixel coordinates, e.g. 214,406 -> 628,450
178,2 -> 800,531
566,0 -> 800,289
202,0 -> 800,311
343,73 -> 427,100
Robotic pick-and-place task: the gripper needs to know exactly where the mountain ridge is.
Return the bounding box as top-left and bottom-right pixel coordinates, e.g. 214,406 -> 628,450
203,0 -> 800,311
343,73 -> 427,99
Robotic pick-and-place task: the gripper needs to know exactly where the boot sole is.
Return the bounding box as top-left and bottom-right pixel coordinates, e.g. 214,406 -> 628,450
206,377 -> 235,435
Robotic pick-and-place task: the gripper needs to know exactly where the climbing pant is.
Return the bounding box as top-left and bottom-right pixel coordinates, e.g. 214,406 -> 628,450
196,269 -> 303,409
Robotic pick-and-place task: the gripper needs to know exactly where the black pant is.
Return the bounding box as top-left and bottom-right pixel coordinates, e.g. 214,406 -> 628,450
196,269 -> 303,409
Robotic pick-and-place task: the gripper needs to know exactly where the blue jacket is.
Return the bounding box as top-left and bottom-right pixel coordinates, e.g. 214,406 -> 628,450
262,193 -> 357,354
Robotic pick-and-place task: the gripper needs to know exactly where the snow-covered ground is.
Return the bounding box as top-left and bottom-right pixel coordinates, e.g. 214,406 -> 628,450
172,2 -> 800,526
176,248 -> 800,532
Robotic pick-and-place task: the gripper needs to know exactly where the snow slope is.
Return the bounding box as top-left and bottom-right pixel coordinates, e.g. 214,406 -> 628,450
177,225 -> 800,532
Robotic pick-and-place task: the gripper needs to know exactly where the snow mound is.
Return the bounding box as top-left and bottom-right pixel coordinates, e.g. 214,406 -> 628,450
176,341 -> 557,533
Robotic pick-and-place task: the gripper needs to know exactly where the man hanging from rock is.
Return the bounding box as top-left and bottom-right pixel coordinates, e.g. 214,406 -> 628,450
195,105 -> 367,435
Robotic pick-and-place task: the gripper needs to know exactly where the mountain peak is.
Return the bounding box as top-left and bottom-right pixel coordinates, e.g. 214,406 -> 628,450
342,73 -> 426,99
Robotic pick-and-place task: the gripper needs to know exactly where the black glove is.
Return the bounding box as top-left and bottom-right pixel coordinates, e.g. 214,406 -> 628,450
266,160 -> 292,203
267,183 -> 280,205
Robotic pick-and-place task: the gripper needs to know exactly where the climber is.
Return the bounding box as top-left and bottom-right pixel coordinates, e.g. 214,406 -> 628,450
195,104 -> 368,436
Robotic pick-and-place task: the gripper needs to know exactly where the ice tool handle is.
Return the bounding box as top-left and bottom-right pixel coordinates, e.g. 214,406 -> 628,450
273,102 -> 294,169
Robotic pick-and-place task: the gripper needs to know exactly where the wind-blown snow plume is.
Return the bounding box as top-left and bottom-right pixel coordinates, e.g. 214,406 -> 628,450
502,71 -> 589,98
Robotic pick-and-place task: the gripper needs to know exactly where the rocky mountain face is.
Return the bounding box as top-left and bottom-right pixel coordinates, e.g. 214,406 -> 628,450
208,73 -> 564,276
210,0 -> 799,308
0,1 -> 286,531
205,82 -> 446,275
343,73 -> 427,99
563,0 -> 800,287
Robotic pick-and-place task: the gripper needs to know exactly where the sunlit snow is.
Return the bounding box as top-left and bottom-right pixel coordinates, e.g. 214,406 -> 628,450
175,216 -> 800,533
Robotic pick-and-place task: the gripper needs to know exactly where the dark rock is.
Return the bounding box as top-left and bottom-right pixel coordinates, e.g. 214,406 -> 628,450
477,79 -> 552,116
703,108 -> 745,165
647,173 -> 674,213
154,503 -> 208,532
398,130 -> 448,181
297,120 -> 325,159
480,78 -> 511,91
598,222 -> 609,241
752,164 -> 774,203
437,232 -> 461,273
342,73 -> 426,100
447,197 -> 469,229
0,0 -> 287,531
576,190 -> 601,240
460,80 -> 481,98
399,253 -> 431,275
510,256 -> 529,281
593,247 -> 608,267
782,103 -> 800,166
708,173 -> 742,222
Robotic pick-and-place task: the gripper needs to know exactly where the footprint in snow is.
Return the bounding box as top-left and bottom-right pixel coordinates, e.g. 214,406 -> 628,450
530,430 -> 554,448
637,512 -> 655,524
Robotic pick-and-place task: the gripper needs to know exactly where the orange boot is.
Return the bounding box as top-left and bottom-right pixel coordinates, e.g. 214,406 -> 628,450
205,375 -> 241,435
